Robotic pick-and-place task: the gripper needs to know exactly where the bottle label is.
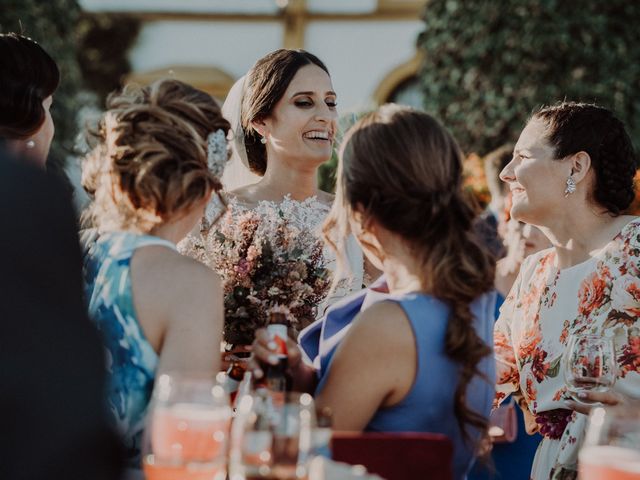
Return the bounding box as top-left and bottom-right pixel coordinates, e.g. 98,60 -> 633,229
267,324 -> 288,357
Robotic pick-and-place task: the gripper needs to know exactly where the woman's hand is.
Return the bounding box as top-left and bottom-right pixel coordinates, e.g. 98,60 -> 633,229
565,391 -> 624,415
247,328 -> 302,379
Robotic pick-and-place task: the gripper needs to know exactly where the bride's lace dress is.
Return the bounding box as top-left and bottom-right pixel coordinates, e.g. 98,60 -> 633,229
178,194 -> 364,315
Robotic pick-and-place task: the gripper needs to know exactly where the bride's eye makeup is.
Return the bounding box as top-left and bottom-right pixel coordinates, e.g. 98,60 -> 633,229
325,98 -> 337,108
294,97 -> 313,108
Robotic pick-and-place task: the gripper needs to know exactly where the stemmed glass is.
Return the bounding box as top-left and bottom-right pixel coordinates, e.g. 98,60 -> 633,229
142,372 -> 232,480
229,391 -> 316,480
579,404 -> 640,479
563,334 -> 617,405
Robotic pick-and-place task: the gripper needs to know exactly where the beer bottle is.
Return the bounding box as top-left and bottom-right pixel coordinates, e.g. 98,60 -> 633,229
264,311 -> 291,393
225,359 -> 246,404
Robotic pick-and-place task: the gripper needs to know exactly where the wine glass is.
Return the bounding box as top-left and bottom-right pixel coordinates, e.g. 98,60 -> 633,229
563,334 -> 617,405
579,404 -> 640,479
142,372 -> 232,480
229,391 -> 316,480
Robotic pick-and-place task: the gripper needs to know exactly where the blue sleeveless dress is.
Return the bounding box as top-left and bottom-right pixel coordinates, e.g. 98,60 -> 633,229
82,230 -> 176,467
309,288 -> 496,480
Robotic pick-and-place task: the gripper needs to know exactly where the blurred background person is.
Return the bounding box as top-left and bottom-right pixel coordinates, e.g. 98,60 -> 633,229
0,149 -> 123,480
495,217 -> 551,300
0,33 -> 58,168
495,102 -> 640,479
475,144 -> 514,259
81,79 -> 228,470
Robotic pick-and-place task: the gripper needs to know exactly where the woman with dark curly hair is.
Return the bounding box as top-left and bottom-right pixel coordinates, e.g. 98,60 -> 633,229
251,105 -> 496,480
0,33 -> 59,167
495,102 -> 640,479
81,79 -> 230,470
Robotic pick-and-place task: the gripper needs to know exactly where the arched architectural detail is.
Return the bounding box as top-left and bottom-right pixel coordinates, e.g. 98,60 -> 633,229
124,65 -> 236,100
372,52 -> 423,105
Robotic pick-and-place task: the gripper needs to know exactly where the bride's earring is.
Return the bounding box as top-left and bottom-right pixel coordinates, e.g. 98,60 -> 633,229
260,136 -> 267,145
26,140 -> 35,149
564,175 -> 576,197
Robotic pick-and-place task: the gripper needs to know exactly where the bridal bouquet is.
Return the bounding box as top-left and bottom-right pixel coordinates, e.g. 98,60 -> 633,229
207,199 -> 332,346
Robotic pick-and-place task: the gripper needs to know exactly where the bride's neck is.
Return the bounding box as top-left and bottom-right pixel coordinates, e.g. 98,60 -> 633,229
258,163 -> 319,201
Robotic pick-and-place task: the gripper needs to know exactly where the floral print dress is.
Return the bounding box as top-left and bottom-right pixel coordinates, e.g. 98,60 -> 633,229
83,231 -> 175,467
495,219 -> 640,480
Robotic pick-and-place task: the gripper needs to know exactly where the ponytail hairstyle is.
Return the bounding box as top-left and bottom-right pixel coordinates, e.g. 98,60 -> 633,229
82,79 -> 230,232
324,104 -> 494,442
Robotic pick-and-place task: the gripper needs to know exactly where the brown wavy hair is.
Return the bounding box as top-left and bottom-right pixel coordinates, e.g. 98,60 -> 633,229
82,79 -> 230,232
324,104 -> 494,442
241,49 -> 329,175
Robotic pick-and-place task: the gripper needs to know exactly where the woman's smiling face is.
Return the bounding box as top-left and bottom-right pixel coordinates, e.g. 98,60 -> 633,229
258,64 -> 338,168
500,118 -> 571,226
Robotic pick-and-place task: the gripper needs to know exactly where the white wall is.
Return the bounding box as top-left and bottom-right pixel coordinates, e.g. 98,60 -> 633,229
305,20 -> 424,111
129,21 -> 284,79
128,19 -> 423,111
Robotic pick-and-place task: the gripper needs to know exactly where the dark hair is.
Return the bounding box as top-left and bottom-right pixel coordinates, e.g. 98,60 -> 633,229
534,102 -> 637,215
484,143 -> 513,198
0,33 -> 60,140
82,79 -> 230,232
241,49 -> 329,175
324,104 -> 494,442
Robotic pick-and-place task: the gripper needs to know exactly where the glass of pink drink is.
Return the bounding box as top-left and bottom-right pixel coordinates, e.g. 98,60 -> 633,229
579,405 -> 640,480
142,373 -> 232,480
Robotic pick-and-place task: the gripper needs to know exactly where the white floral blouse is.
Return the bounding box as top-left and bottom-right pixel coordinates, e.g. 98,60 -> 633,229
495,218 -> 640,480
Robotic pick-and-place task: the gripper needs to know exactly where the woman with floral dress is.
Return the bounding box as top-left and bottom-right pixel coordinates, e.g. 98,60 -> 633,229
495,102 -> 640,479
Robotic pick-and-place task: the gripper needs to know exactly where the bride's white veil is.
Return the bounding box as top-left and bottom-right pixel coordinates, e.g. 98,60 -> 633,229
221,75 -> 261,191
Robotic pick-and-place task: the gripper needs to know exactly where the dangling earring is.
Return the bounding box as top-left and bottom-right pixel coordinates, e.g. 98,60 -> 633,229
564,175 -> 576,197
260,136 -> 267,145
26,140 -> 35,149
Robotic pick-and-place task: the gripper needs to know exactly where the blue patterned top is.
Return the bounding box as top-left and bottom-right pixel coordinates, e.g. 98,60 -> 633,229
82,230 -> 176,467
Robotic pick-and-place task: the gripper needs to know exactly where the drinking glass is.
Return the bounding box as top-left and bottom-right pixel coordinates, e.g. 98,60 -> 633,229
579,404 -> 640,479
563,334 -> 617,404
229,391 -> 315,480
142,373 -> 232,480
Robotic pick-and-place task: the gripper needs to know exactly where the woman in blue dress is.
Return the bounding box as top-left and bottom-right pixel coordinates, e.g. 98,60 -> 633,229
81,79 -> 229,468
251,105 -> 496,479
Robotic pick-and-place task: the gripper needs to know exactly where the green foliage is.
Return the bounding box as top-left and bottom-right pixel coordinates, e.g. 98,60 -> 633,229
318,109 -> 373,193
0,0 -> 84,175
76,13 -> 141,103
418,0 -> 640,155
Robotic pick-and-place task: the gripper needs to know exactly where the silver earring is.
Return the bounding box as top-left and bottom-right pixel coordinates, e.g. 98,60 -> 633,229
564,175 -> 576,197
260,136 -> 267,144
26,140 -> 35,149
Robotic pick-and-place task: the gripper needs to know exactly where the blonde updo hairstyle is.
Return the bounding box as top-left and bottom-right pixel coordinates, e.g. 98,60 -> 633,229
82,79 -> 230,233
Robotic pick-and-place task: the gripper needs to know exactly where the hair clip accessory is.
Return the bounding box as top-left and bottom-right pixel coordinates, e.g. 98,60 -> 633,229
207,129 -> 228,178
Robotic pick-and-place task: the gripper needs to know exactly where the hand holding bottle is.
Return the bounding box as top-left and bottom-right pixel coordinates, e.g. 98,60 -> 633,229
248,327 -> 302,380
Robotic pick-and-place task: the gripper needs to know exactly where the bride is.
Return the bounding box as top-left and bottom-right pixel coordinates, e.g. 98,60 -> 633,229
180,49 -> 368,348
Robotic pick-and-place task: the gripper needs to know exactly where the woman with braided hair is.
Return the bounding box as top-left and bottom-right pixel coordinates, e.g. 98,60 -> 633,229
250,104 -> 497,479
495,102 -> 640,479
